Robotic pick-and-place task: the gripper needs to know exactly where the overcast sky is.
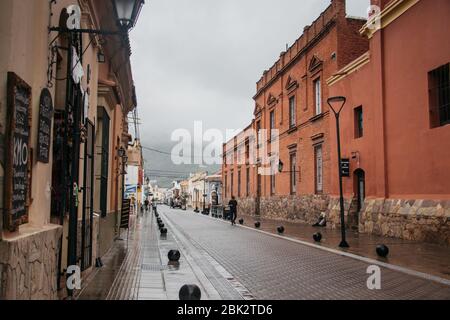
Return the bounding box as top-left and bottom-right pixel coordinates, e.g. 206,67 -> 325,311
129,0 -> 370,184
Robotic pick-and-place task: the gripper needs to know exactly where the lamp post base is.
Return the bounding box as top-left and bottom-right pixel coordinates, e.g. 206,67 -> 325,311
339,240 -> 350,248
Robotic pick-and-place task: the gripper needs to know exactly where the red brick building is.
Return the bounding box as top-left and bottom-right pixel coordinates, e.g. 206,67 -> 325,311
223,0 -> 369,223
224,0 -> 450,246
327,0 -> 450,245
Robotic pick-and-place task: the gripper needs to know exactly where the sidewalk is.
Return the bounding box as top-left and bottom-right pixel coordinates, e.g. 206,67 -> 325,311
77,209 -> 241,300
219,213 -> 450,281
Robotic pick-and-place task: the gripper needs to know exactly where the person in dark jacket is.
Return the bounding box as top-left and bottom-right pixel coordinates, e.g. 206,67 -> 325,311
228,196 -> 238,226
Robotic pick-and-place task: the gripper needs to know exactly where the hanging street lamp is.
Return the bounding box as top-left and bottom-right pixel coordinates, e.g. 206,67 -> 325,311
114,0 -> 145,30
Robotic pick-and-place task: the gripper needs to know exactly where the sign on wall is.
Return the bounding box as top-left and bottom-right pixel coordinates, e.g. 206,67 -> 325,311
37,88 -> 53,163
341,158 -> 350,177
4,72 -> 32,231
125,165 -> 139,185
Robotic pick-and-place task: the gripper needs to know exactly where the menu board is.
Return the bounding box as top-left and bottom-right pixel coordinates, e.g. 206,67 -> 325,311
37,88 -> 53,163
5,72 -> 32,231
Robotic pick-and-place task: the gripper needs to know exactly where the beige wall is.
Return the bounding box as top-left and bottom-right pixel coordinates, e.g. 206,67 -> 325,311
0,0 -> 136,298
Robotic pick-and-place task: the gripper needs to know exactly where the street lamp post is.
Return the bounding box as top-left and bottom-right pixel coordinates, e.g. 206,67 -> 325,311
327,96 -> 349,248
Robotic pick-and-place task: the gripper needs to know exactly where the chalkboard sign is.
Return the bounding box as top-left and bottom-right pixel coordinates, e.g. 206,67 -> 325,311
37,88 -> 53,163
341,158 -> 350,177
120,198 -> 131,229
5,72 -> 32,231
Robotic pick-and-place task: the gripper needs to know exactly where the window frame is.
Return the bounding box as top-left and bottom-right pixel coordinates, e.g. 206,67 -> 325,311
354,106 -> 364,138
289,95 -> 296,128
270,110 -> 276,141
290,152 -> 297,195
429,63 -> 450,128
314,145 -> 323,194
314,78 -> 322,115
270,160 -> 276,196
237,170 -> 241,198
246,167 -> 250,197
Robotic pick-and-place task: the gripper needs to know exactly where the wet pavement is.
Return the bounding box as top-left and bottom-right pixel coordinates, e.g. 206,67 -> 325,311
163,206 -> 450,300
78,206 -> 450,300
77,209 -> 246,300
234,213 -> 450,281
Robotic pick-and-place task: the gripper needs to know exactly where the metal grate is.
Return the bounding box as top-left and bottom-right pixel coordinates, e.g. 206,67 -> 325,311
429,63 -> 450,127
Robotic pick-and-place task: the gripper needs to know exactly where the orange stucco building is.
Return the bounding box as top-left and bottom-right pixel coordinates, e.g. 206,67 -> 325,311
327,0 -> 450,245
223,0 -> 368,223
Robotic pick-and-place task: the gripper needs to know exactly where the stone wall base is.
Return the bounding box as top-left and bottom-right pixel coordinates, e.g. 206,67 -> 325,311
358,198 -> 450,246
234,195 -> 330,224
327,197 -> 359,230
0,224 -> 63,300
233,195 -> 450,246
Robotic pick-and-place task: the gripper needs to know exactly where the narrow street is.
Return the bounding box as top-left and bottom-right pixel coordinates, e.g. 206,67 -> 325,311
79,206 -> 450,300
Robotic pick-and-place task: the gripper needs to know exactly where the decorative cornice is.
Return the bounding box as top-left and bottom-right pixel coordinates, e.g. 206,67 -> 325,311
309,55 -> 323,73
253,19 -> 337,100
360,0 -> 420,39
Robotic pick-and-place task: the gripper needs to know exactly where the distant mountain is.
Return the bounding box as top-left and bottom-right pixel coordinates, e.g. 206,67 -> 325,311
142,144 -> 221,188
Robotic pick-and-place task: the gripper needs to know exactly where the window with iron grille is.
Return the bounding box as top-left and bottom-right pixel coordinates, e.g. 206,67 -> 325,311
354,106 -> 363,138
314,78 -> 322,115
256,120 -> 262,148
270,110 -> 275,140
224,174 -> 227,198
246,167 -> 250,197
245,141 -> 250,162
315,145 -> 323,193
429,63 -> 450,128
270,160 -> 276,195
290,153 -> 297,195
237,170 -> 241,197
230,172 -> 234,197
289,96 -> 296,128
99,108 -> 110,218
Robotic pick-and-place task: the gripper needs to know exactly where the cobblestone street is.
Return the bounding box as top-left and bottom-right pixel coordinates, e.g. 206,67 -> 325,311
79,206 -> 450,300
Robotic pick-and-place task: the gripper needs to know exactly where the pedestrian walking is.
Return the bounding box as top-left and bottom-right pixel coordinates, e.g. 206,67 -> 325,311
228,196 -> 238,226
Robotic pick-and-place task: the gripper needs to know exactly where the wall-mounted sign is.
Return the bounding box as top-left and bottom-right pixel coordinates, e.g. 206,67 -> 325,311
341,158 -> 350,177
5,72 -> 32,231
37,88 -> 53,163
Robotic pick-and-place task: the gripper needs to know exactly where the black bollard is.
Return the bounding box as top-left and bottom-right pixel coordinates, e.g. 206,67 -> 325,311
159,223 -> 165,229
376,244 -> 389,257
179,284 -> 201,301
239,219 -> 244,225
277,226 -> 285,234
313,232 -> 322,242
160,228 -> 168,235
168,250 -> 181,262
255,222 -> 261,228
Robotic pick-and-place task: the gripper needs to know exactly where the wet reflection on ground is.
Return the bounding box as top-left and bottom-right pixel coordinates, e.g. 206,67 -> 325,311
228,214 -> 450,280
